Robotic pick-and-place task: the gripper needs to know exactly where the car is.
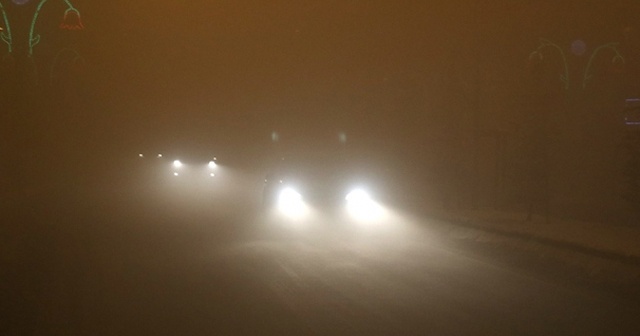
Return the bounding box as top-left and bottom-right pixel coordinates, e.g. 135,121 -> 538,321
262,154 -> 385,221
167,157 -> 219,179
136,152 -> 220,183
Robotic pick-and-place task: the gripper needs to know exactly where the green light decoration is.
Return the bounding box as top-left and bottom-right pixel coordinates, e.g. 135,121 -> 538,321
29,0 -> 84,56
0,1 -> 12,53
528,38 -> 625,90
582,42 -> 624,89
529,38 -> 570,90
0,0 -> 83,56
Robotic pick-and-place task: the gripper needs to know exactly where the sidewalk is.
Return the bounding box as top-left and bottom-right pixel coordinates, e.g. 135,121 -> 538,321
431,208 -> 640,260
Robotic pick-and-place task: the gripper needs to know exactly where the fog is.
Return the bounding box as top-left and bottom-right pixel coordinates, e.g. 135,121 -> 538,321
2,1 -> 640,334
2,1 -> 639,221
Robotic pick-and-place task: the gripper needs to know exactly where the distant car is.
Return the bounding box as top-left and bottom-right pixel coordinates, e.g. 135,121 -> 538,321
167,157 -> 219,179
136,152 -> 220,182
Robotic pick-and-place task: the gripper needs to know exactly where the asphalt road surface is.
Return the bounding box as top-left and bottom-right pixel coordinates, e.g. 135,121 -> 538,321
3,174 -> 640,335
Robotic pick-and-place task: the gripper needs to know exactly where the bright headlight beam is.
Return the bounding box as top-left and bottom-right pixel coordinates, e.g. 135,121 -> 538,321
208,161 -> 217,169
173,160 -> 183,168
277,188 -> 307,218
346,189 -> 383,222
279,188 -> 302,204
346,189 -> 371,203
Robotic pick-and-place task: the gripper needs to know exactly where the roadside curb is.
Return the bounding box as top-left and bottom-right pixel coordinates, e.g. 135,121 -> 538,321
439,215 -> 640,267
423,211 -> 640,302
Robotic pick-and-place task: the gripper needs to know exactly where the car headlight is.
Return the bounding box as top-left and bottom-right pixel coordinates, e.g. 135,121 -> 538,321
345,189 -> 371,203
346,188 -> 383,221
277,187 -> 307,218
279,187 -> 302,204
171,160 -> 183,176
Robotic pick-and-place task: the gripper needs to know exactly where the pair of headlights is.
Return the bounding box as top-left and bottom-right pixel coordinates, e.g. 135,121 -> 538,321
171,159 -> 218,177
172,160 -> 217,169
276,187 -> 383,221
278,188 -> 371,202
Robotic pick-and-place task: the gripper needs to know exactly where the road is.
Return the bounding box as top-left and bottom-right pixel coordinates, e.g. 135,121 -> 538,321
3,174 -> 640,335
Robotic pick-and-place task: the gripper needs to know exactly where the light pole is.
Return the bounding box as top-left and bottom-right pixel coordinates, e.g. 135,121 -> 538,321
525,38 -> 628,221
0,0 -> 84,87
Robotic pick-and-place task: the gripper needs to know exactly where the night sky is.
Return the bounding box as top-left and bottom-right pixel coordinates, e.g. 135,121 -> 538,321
83,1 -> 636,142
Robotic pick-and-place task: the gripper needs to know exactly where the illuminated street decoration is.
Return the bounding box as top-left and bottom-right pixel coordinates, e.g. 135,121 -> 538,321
0,2 -> 12,53
528,38 -> 625,90
528,38 -> 569,90
582,42 -> 624,89
59,5 -> 83,30
29,0 -> 84,55
0,0 -> 83,57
